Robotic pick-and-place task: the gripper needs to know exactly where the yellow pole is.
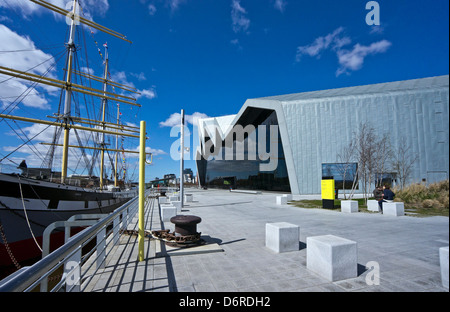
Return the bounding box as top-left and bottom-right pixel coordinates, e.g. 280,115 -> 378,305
61,126 -> 70,182
138,120 -> 146,261
114,104 -> 119,187
61,0 -> 77,184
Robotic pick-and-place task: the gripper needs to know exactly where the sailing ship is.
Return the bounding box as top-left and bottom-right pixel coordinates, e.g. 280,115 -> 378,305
0,0 -> 147,271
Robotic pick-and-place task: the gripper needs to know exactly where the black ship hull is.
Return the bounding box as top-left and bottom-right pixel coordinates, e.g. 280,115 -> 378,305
0,173 -> 136,268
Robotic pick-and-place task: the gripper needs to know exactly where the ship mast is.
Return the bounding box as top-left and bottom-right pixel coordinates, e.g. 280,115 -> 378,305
0,0 -> 148,182
61,0 -> 78,184
115,104 -> 120,187
100,44 -> 109,189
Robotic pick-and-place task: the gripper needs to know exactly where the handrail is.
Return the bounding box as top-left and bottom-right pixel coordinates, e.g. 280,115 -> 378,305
0,195 -> 140,292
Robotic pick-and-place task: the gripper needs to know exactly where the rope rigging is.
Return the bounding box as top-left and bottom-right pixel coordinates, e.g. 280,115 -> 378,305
0,4 -> 138,185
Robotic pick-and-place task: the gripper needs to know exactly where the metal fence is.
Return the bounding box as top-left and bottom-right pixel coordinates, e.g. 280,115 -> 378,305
0,194 -> 142,292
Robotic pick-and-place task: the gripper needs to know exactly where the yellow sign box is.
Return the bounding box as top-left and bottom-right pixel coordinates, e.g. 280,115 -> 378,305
321,179 -> 335,200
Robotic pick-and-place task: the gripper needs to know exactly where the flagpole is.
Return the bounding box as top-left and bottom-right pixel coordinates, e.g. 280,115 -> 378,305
180,109 -> 184,208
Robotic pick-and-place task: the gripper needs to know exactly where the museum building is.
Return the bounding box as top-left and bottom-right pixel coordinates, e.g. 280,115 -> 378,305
195,75 -> 449,195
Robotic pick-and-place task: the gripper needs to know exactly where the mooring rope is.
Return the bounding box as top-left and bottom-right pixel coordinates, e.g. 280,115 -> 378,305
17,175 -> 43,252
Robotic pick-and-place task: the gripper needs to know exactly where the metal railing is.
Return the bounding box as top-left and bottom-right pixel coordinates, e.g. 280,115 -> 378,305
0,194 -> 142,292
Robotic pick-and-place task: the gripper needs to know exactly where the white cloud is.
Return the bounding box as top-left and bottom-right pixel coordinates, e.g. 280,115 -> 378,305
295,27 -> 391,76
147,147 -> 166,156
274,0 -> 287,12
141,146 -> 167,156
167,0 -> 186,11
369,25 -> 385,35
0,24 -> 57,110
130,72 -> 147,81
0,0 -> 42,16
0,78 -> 50,110
230,38 -> 243,50
159,112 -> 210,127
3,122 -> 93,169
136,88 -> 157,100
148,4 -> 157,15
80,66 -> 94,75
231,0 -> 250,34
0,0 -> 109,20
139,0 -> 185,15
336,40 -> 392,76
125,121 -> 138,128
122,145 -> 167,160
2,121 -> 164,175
80,0 -> 109,17
0,15 -> 12,23
111,71 -> 156,100
296,27 -> 350,61
0,25 -> 56,75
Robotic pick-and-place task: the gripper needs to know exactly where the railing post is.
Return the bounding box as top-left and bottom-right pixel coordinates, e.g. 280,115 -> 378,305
138,120 -> 146,261
113,214 -> 120,245
65,249 -> 81,292
121,209 -> 128,230
96,227 -> 106,270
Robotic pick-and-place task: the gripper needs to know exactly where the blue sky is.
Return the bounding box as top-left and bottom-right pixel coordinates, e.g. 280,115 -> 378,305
0,0 -> 448,182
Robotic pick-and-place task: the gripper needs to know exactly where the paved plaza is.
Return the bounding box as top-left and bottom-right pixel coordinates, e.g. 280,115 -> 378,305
83,188 -> 449,292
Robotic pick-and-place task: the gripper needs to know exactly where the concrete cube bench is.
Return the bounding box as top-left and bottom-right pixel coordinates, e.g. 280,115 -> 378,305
265,222 -> 300,253
282,194 -> 292,201
169,195 -> 180,202
159,197 -> 168,204
367,200 -> 380,212
383,202 -> 404,216
306,235 -> 357,282
184,194 -> 193,202
440,246 -> 449,289
276,196 -> 287,205
341,200 -> 358,213
171,200 -> 182,213
161,205 -> 177,221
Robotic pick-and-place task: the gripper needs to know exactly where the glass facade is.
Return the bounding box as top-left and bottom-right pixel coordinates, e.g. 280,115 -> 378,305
198,111 -> 290,192
321,163 -> 358,190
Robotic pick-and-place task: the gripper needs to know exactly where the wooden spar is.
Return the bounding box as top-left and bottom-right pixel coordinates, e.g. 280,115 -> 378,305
39,143 -> 149,155
51,114 -> 140,130
29,0 -> 132,43
0,66 -> 141,107
2,0 -> 140,186
71,69 -> 140,94
0,114 -> 140,138
46,115 -> 140,134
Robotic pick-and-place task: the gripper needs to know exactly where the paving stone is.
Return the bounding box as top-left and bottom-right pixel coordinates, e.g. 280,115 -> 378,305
81,189 -> 449,293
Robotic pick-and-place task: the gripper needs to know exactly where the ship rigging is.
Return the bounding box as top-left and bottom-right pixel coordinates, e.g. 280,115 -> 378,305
0,0 -> 151,270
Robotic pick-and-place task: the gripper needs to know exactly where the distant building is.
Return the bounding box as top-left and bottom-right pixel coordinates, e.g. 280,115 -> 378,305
183,168 -> 194,183
164,173 -> 177,185
196,75 -> 449,194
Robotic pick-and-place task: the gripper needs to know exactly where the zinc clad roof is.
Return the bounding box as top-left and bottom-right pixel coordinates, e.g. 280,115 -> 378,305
255,75 -> 449,103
